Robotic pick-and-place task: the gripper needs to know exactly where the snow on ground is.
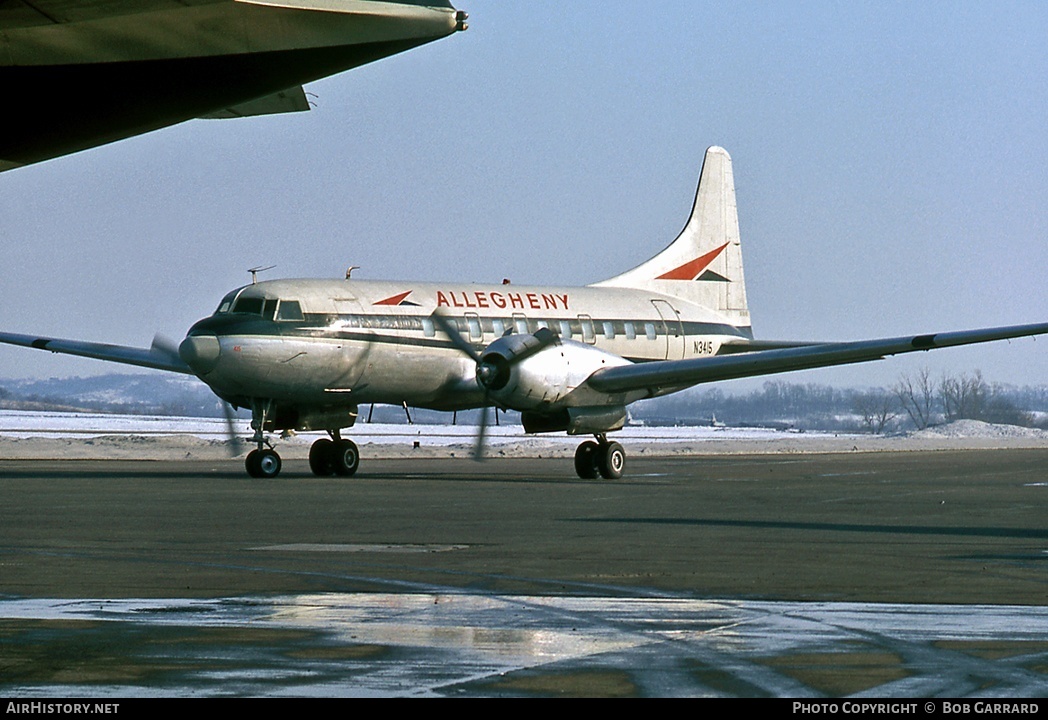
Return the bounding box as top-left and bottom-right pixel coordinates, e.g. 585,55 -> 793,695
912,419 -> 1048,439
0,411 -> 1046,461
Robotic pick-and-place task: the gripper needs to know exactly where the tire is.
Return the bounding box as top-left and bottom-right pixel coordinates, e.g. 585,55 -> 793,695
574,441 -> 599,479
333,439 -> 360,477
309,439 -> 336,476
596,441 -> 625,480
245,449 -> 262,478
255,448 -> 282,478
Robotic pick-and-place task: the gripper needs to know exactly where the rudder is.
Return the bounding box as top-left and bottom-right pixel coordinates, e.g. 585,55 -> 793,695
591,146 -> 750,326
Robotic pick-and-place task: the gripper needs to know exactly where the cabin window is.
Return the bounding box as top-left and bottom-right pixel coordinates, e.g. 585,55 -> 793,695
492,319 -> 506,337
514,316 -> 528,334
422,317 -> 435,337
536,320 -> 549,330
602,321 -> 615,339
580,316 -> 595,343
466,314 -> 482,341
624,322 -> 636,340
559,320 -> 573,339
645,322 -> 657,340
276,300 -> 304,321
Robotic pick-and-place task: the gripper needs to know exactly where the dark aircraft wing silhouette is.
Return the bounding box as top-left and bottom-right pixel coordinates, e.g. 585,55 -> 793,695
0,0 -> 466,171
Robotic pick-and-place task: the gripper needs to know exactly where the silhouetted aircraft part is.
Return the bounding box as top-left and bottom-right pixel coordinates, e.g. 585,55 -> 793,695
0,0 -> 466,171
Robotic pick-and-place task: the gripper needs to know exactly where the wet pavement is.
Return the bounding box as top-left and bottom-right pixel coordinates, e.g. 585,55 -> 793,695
4,593 -> 1048,697
2,451 -> 1048,697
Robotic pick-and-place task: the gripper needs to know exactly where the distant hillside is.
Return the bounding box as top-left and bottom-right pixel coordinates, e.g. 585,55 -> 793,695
0,374 -> 228,417
2,373 -> 1047,433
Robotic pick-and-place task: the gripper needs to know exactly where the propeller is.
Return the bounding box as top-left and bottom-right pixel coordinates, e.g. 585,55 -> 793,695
154,333 -> 243,457
150,333 -> 182,365
220,401 -> 246,457
431,311 -> 559,460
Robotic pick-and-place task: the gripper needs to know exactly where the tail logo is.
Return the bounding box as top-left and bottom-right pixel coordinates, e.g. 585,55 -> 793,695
656,242 -> 731,281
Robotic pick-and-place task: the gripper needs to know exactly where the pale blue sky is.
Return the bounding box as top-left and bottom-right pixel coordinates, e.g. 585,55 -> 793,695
1,1 -> 1046,390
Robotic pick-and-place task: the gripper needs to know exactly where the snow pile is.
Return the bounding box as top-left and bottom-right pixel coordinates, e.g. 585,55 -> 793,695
911,419 -> 1048,440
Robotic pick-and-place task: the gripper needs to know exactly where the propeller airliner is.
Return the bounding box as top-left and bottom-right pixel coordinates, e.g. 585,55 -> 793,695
3,147 -> 1046,478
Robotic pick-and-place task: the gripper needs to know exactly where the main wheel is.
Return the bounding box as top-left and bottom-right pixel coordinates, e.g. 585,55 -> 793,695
574,441 -> 599,479
309,439 -> 336,476
246,448 -> 282,478
596,441 -> 625,480
333,439 -> 360,477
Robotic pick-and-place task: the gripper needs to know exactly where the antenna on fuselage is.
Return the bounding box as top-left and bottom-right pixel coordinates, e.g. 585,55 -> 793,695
345,266 -> 360,279
248,265 -> 275,284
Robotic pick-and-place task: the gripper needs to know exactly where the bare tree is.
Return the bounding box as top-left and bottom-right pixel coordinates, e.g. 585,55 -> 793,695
936,370 -> 1034,426
939,370 -> 987,421
852,389 -> 898,434
893,368 -> 937,430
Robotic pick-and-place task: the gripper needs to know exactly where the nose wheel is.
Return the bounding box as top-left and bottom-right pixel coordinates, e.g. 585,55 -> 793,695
244,399 -> 282,478
246,447 -> 281,478
574,436 -> 625,479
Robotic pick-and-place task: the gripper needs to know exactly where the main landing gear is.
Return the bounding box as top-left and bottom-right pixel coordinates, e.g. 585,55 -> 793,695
241,400 -> 360,479
573,434 -> 625,480
308,431 -> 360,477
243,435 -> 360,479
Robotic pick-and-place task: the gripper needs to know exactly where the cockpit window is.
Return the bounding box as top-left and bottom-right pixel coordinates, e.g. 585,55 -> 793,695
276,300 -> 304,321
262,299 -> 277,321
215,289 -> 241,314
232,296 -> 264,315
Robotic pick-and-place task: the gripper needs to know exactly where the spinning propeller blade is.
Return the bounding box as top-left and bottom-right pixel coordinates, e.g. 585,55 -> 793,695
222,401 -> 245,458
150,333 -> 182,364
473,404 -> 490,461
156,333 -> 243,457
431,311 -> 482,363
430,312 -> 560,462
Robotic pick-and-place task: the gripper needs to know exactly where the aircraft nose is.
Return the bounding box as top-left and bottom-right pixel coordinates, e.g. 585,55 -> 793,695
179,334 -> 221,374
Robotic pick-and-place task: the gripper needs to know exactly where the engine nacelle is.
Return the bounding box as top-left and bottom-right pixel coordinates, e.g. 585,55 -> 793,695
478,334 -> 631,411
521,406 -> 628,435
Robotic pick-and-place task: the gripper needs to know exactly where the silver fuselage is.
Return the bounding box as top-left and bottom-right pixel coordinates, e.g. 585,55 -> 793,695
181,278 -> 753,424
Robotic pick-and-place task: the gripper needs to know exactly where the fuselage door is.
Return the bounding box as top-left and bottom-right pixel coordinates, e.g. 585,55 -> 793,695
651,299 -> 685,360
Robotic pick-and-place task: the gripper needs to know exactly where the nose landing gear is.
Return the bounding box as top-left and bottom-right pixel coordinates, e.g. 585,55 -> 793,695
573,434 -> 625,479
246,446 -> 281,478
245,399 -> 282,479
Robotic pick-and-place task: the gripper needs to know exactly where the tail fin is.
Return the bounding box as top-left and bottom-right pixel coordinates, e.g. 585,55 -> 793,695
591,146 -> 750,326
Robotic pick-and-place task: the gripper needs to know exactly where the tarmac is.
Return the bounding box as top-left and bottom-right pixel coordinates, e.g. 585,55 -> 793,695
2,449 -> 1048,696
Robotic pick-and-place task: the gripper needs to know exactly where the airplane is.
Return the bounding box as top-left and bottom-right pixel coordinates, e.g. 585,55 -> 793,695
0,0 -> 467,172
2,146 -> 1046,479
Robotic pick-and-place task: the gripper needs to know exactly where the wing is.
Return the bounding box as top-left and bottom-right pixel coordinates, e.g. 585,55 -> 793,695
0,331 -> 193,375
585,323 -> 1048,396
0,0 -> 464,171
